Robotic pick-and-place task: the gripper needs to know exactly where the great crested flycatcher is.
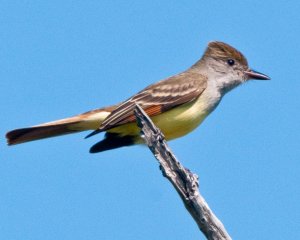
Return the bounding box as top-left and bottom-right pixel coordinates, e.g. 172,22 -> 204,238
6,41 -> 270,153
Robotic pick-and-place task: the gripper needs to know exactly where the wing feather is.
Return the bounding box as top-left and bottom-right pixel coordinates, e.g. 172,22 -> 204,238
99,71 -> 207,132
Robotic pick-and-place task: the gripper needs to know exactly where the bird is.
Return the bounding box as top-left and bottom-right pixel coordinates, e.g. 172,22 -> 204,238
6,41 -> 270,153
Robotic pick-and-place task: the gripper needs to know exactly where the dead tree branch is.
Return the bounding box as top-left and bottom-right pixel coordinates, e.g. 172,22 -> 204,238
134,104 -> 232,240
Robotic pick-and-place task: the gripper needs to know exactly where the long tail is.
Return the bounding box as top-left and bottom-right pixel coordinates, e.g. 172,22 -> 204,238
6,107 -> 114,146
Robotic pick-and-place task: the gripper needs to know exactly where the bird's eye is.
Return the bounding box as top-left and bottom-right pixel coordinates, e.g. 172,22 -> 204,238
227,59 -> 235,66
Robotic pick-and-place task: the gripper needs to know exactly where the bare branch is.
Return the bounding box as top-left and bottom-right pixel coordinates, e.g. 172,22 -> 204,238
134,104 -> 232,240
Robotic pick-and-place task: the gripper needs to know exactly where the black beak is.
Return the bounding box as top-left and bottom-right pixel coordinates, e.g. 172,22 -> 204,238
244,69 -> 270,80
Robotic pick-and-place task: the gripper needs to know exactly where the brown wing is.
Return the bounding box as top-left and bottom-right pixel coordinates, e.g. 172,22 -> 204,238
100,71 -> 207,130
85,71 -> 207,139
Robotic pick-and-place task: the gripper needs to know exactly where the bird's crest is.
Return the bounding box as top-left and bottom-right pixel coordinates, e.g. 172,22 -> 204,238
204,41 -> 248,66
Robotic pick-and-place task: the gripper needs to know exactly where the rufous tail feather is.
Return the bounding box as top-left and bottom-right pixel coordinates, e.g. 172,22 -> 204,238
6,107 -> 114,145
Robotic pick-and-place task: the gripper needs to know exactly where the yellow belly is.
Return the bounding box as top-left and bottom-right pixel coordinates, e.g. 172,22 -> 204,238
108,95 -> 212,142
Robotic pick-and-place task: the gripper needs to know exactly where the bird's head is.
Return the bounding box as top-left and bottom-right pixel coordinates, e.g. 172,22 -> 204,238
197,41 -> 270,93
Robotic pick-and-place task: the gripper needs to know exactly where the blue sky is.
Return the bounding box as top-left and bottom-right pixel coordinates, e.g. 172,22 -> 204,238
1,1 -> 299,239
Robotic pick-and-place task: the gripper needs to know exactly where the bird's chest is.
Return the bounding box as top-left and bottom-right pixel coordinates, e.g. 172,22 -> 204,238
152,89 -> 221,140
